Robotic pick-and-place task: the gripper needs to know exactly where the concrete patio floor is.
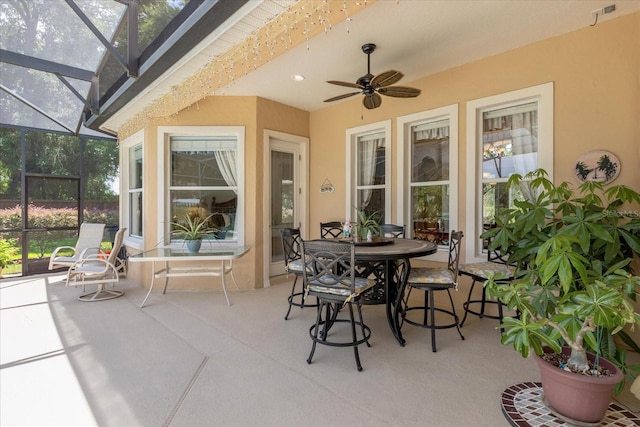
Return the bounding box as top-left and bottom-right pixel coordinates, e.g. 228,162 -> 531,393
1,272 -> 638,426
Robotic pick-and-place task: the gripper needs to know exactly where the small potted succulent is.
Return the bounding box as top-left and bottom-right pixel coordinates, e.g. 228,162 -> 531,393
170,208 -> 217,253
483,169 -> 640,424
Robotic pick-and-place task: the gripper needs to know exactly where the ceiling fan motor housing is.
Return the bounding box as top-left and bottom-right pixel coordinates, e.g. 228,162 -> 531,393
323,42 -> 421,109
357,74 -> 374,89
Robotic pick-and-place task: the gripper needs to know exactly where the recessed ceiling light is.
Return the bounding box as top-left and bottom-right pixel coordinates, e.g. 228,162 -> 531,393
291,74 -> 305,82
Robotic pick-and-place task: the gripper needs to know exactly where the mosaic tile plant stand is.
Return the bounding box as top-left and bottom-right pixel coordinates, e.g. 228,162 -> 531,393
501,382 -> 640,426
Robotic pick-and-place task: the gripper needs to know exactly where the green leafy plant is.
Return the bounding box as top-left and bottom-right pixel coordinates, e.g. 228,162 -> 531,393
353,207 -> 382,240
170,212 -> 217,241
413,186 -> 443,225
0,237 -> 18,268
483,169 -> 640,389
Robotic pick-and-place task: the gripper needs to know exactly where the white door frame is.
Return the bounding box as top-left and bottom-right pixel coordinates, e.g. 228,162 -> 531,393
263,129 -> 309,288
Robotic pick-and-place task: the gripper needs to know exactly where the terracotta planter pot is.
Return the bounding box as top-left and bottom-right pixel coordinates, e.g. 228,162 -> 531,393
535,347 -> 622,423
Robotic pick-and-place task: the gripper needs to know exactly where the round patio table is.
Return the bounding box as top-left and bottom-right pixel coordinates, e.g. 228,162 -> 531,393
353,238 -> 438,346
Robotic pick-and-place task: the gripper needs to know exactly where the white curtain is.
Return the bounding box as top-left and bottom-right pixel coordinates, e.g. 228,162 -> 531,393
214,150 -> 238,194
414,125 -> 449,141
358,134 -> 384,208
510,112 -> 537,174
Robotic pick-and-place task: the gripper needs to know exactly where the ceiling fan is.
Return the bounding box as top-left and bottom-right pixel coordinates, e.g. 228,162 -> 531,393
323,43 -> 421,110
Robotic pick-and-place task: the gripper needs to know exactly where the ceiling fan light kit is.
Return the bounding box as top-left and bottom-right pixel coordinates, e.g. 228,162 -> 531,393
324,43 -> 421,110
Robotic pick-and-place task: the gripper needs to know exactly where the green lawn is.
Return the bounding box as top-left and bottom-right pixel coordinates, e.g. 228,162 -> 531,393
1,237 -> 112,276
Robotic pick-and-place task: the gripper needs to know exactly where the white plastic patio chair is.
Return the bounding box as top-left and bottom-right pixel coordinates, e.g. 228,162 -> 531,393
65,228 -> 127,301
48,223 -> 106,270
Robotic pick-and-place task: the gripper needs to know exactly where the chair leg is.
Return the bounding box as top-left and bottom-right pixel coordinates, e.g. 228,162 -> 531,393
78,283 -> 124,302
285,275 -> 318,320
348,302 -> 363,371
399,286 -> 414,328
480,285 -> 487,318
461,277 -> 508,333
446,289 -> 465,342
307,300 -> 324,364
424,290 -> 430,326
307,298 -> 370,371
460,279 -> 477,327
356,301 -> 371,348
284,276 -> 298,320
429,289 -> 437,352
498,297 -> 505,335
319,303 -> 337,341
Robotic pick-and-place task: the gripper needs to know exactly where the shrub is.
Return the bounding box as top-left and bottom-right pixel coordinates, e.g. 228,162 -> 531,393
0,236 -> 18,268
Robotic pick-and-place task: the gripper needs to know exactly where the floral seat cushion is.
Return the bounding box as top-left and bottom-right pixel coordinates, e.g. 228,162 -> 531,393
459,262 -> 515,280
286,255 -> 312,274
408,267 -> 455,285
307,276 -> 376,298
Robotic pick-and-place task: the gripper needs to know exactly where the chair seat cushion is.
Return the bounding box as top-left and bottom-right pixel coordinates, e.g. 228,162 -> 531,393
308,276 -> 376,298
408,267 -> 455,286
73,264 -> 107,275
287,255 -> 312,274
459,262 -> 515,280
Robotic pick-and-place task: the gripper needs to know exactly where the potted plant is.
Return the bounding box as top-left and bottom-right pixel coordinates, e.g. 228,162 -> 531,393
353,207 -> 382,241
170,209 -> 217,253
483,169 -> 640,424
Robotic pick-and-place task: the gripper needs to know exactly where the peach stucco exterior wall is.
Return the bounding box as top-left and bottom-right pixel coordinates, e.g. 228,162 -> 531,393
308,12 -> 639,244
128,96 -> 309,291
126,12 -> 638,293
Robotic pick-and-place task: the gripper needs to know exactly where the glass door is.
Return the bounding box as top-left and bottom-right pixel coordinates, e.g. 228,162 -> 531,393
269,140 -> 299,276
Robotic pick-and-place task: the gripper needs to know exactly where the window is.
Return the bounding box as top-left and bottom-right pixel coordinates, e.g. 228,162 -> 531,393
120,130 -> 143,249
346,121 -> 391,223
398,105 -> 458,261
465,83 -> 553,262
158,126 -> 244,247
128,144 -> 143,238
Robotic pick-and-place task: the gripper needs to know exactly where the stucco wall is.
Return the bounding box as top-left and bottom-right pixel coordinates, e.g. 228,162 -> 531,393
128,96 -> 309,291
126,12 -> 638,293
308,12 -> 639,243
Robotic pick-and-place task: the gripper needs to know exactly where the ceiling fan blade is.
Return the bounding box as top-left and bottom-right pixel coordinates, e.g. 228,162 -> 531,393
324,92 -> 360,102
371,70 -> 403,87
363,93 -> 382,110
378,86 -> 421,98
327,80 -> 362,89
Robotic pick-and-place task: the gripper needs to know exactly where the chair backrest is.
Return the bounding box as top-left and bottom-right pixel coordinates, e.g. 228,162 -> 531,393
76,223 -> 106,255
487,246 -> 510,265
280,228 -> 302,269
107,228 -> 127,265
482,223 -> 510,265
320,221 -> 343,239
380,224 -> 405,238
300,239 -> 356,293
447,230 -> 464,280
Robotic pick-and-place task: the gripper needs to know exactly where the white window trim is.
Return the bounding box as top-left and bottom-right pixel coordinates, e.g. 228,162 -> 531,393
345,120 -> 392,222
397,104 -> 459,262
119,129 -> 144,251
157,126 -> 245,248
465,82 -> 554,263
